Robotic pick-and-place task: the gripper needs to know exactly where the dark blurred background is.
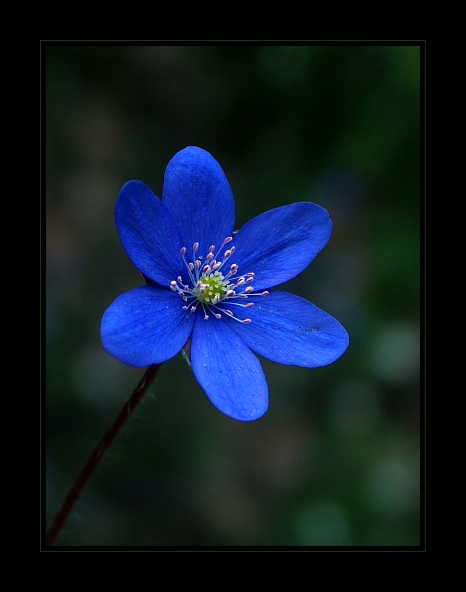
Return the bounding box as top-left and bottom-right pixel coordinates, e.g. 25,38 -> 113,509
45,44 -> 421,547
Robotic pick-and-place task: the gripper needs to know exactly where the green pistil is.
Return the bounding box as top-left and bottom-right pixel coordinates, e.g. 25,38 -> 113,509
197,271 -> 228,303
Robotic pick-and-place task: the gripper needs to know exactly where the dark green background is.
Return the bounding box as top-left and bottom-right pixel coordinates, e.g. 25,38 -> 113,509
46,44 -> 421,547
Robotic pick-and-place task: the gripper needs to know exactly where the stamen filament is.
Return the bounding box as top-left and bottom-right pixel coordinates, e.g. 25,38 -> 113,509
172,237 -> 268,325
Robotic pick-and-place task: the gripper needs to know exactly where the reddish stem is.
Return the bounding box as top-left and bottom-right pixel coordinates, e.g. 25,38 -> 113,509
46,364 -> 162,546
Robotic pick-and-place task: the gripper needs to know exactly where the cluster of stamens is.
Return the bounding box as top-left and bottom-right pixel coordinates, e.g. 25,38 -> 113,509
170,237 -> 269,324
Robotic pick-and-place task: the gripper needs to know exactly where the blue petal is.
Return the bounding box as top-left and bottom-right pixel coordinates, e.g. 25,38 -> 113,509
230,203 -> 332,290
191,314 -> 268,421
162,147 -> 235,254
226,291 -> 349,367
100,285 -> 194,367
116,180 -> 184,286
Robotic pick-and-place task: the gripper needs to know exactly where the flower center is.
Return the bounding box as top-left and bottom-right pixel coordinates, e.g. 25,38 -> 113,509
196,271 -> 229,304
170,237 -> 269,324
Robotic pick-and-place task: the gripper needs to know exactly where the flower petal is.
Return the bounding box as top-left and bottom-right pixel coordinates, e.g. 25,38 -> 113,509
191,314 -> 268,421
226,291 -> 349,367
231,202 -> 332,290
116,180 -> 184,286
100,285 -> 194,367
162,147 -> 235,253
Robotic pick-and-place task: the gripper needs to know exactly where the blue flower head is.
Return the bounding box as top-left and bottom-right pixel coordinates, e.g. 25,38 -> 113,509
101,147 -> 349,421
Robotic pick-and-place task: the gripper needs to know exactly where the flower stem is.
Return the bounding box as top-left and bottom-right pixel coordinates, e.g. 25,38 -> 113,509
46,364 -> 162,546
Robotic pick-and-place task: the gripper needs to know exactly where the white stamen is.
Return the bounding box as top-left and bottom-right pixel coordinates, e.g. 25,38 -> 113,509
172,237 -> 268,325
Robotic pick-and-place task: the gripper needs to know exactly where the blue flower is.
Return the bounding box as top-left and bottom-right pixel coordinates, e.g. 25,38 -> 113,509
101,147 -> 349,421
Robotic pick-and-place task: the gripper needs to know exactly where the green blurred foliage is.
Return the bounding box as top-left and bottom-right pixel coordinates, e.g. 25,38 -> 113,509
46,44 -> 421,547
